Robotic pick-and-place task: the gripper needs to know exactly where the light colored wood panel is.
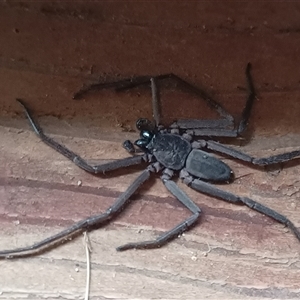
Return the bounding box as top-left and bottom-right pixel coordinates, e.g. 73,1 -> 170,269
0,121 -> 300,299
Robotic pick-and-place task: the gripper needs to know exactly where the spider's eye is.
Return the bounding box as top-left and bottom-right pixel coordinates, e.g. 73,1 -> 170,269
135,139 -> 148,148
140,130 -> 153,140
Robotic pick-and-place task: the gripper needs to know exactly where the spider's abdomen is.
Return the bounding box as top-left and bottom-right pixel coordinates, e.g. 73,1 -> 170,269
146,133 -> 191,170
186,149 -> 233,182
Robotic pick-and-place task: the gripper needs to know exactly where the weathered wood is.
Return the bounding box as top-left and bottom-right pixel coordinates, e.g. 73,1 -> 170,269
0,121 -> 300,299
1,1 -> 300,299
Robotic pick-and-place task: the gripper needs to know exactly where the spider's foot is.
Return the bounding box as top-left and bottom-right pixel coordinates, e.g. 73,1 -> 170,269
116,240 -> 159,251
116,243 -> 136,251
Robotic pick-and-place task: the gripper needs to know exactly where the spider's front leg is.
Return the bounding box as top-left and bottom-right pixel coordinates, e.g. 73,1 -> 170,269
2,100 -> 159,258
72,65 -> 243,130
16,99 -> 147,173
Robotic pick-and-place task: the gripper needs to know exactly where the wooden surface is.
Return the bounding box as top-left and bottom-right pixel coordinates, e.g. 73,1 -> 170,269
1,1 -> 300,299
1,119 -> 300,299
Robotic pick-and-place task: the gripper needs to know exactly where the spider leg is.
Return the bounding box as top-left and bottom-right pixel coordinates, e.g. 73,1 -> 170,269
73,70 -> 237,124
117,169 -> 201,251
17,99 -> 147,173
0,168 -> 152,259
123,63 -> 254,137
115,72 -> 235,123
150,77 -> 161,126
237,62 -> 255,134
73,75 -> 152,100
173,63 -> 255,137
73,64 -> 254,137
180,172 -> 300,242
194,139 -> 300,166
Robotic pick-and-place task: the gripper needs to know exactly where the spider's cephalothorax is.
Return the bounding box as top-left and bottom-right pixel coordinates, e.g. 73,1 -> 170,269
1,63 -> 300,259
133,118 -> 233,182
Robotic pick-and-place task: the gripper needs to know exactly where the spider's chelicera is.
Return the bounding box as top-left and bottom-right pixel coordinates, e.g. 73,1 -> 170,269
1,63 -> 300,259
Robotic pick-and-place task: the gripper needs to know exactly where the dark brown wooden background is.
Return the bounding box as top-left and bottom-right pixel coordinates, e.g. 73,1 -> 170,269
0,2 -> 300,299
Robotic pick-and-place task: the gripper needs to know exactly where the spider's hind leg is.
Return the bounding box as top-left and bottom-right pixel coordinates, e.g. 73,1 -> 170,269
180,173 -> 300,243
117,168 -> 201,251
195,139 -> 300,167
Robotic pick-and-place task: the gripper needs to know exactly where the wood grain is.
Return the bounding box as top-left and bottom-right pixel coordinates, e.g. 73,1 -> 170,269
0,121 -> 300,299
1,1 -> 300,299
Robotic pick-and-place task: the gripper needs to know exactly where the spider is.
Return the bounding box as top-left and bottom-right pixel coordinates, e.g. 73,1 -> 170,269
1,63 -> 300,259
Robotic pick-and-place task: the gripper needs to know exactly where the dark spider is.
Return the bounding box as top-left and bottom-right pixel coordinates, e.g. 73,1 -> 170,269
1,63 -> 300,259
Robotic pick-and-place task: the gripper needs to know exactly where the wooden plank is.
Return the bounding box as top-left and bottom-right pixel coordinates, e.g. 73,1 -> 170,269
1,1 -> 300,299
1,1 -> 300,121
0,121 -> 300,299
